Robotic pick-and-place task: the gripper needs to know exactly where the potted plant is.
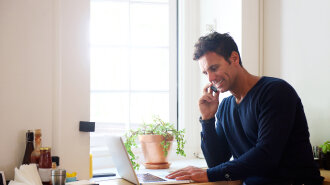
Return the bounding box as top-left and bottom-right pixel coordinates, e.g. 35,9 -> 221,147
320,141 -> 330,170
124,115 -> 186,170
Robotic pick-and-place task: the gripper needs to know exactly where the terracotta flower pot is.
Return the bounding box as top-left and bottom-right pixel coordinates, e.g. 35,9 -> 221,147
138,135 -> 173,169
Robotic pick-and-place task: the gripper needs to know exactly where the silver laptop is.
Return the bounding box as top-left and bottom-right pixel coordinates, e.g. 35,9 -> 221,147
105,136 -> 191,185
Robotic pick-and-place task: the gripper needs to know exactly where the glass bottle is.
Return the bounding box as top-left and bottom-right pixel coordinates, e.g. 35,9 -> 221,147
22,130 -> 34,164
39,147 -> 52,185
31,129 -> 42,166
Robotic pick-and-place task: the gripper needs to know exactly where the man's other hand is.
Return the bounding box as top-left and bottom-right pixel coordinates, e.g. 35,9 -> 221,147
165,166 -> 209,182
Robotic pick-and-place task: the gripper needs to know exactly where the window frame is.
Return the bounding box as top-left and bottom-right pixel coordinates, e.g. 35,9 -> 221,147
89,0 -> 178,170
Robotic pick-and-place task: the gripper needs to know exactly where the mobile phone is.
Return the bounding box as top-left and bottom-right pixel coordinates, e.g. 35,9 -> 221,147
210,85 -> 218,92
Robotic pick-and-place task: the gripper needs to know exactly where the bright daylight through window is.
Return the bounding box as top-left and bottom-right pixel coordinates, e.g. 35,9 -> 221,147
89,0 -> 177,170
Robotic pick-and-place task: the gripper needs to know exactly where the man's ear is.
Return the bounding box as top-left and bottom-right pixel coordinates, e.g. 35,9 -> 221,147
230,51 -> 239,64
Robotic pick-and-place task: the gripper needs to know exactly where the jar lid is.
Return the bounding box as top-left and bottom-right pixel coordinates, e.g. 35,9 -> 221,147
51,169 -> 66,176
40,147 -> 51,150
35,129 -> 42,137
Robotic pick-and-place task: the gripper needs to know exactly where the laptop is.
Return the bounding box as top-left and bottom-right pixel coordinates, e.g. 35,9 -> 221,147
105,136 -> 192,185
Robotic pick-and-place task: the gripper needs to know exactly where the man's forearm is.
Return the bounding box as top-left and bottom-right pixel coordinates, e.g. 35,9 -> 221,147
200,117 -> 231,168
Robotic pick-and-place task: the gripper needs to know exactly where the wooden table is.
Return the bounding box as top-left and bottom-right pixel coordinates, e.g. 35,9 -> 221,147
91,170 -> 330,185
94,179 -> 241,185
321,169 -> 330,185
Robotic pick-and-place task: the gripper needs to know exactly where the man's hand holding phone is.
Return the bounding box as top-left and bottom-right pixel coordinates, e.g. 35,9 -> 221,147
199,83 -> 220,120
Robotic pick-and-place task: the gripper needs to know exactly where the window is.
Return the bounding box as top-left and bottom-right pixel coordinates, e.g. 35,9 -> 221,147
90,0 -> 177,170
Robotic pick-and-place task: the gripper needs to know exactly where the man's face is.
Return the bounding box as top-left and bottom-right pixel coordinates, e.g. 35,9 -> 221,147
198,52 -> 236,93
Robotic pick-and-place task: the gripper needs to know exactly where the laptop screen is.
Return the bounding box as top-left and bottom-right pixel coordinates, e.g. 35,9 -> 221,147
105,136 -> 140,184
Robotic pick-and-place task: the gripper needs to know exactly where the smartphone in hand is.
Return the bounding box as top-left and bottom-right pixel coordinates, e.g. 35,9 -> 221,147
211,85 -> 218,92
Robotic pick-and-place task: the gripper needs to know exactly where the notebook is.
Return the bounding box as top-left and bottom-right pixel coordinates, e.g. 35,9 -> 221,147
105,136 -> 192,185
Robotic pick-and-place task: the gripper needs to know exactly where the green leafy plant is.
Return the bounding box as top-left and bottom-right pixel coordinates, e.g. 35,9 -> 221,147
124,115 -> 186,170
320,141 -> 330,154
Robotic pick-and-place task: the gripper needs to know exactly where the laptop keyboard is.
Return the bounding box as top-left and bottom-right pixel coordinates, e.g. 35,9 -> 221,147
136,173 -> 166,182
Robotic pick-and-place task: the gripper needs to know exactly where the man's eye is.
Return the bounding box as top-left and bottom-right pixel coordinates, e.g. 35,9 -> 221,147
210,66 -> 217,72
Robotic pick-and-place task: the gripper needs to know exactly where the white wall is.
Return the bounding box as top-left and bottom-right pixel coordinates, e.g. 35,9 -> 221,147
0,0 -> 90,180
0,0 -> 54,179
263,0 -> 330,145
55,0 -> 90,180
177,0 -> 202,158
242,0 -> 262,76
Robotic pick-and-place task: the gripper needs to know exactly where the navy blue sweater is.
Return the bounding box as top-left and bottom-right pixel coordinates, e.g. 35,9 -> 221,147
200,77 -> 323,185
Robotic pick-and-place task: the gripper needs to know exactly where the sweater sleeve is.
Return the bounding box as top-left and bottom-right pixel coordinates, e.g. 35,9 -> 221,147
206,81 -> 299,182
200,116 -> 232,169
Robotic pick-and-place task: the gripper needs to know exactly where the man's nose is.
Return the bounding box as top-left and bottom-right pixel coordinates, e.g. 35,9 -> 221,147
208,72 -> 216,82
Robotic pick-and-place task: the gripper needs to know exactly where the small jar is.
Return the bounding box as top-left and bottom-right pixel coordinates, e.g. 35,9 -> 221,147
51,169 -> 66,185
39,147 -> 52,185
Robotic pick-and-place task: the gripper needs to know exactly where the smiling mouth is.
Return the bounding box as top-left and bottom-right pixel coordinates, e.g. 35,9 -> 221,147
214,79 -> 224,88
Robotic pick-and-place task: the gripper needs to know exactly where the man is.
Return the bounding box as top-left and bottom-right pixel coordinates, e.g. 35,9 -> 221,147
166,32 -> 323,185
